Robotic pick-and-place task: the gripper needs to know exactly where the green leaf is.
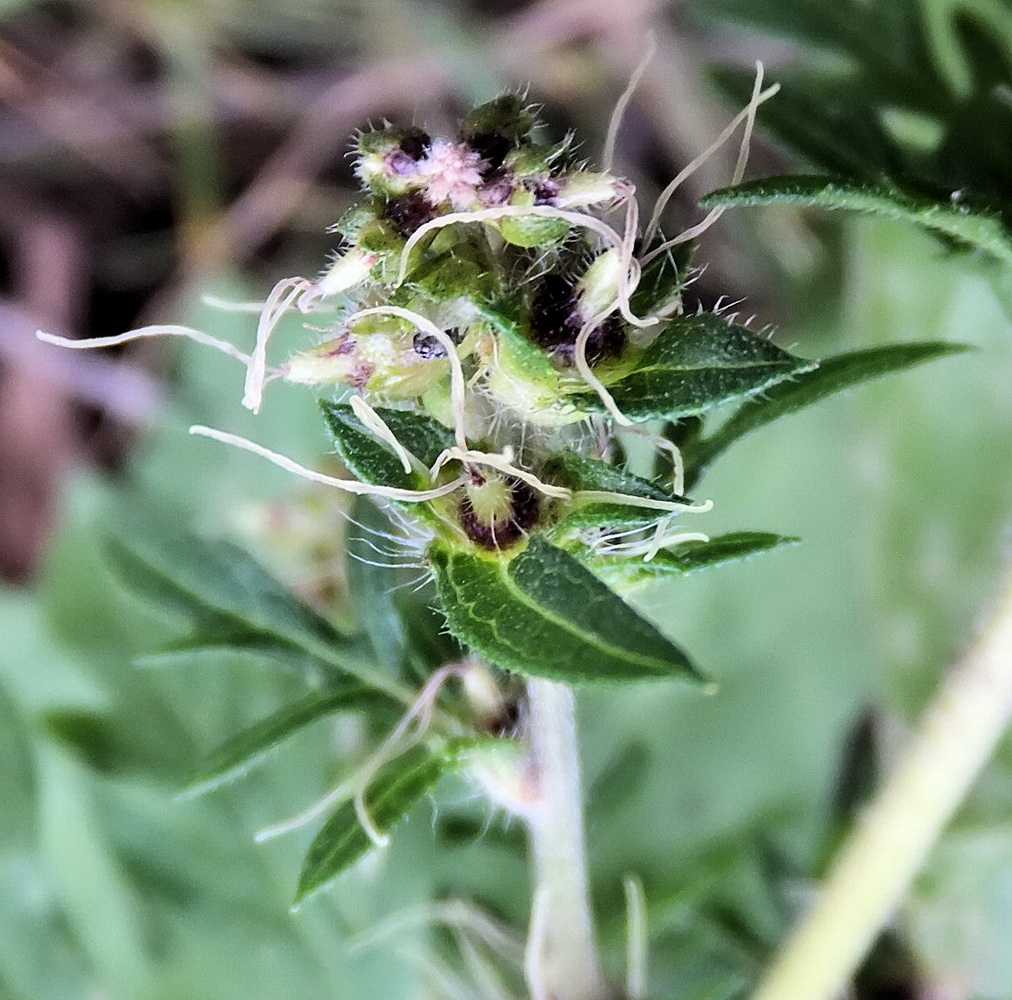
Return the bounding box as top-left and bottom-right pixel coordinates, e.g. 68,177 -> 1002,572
43,707 -> 196,778
294,744 -> 448,905
550,451 -> 686,539
107,525 -> 392,695
344,496 -> 410,674
186,683 -> 399,795
579,314 -> 814,421
429,535 -> 701,683
0,681 -> 36,847
320,400 -> 453,493
587,533 -> 799,587
683,341 -> 971,487
702,176 -> 1012,270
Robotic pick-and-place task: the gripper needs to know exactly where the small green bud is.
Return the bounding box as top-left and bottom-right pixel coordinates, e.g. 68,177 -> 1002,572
460,95 -> 535,158
555,171 -> 625,209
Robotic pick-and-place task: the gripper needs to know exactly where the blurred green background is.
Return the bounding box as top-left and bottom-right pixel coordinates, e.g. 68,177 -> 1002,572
1,1 -> 1010,998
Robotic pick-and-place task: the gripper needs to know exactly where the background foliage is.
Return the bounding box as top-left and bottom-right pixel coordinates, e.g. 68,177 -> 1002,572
0,0 -> 1010,998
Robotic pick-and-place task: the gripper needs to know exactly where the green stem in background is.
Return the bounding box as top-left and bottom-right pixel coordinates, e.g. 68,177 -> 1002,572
525,678 -> 610,1000
752,569 -> 1012,1000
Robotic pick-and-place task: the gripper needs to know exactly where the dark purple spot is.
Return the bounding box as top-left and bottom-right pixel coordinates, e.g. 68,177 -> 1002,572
413,331 -> 448,359
467,131 -> 513,173
326,334 -> 357,357
398,128 -> 431,161
528,274 -> 625,366
458,476 -> 542,551
480,169 -> 514,206
530,179 -> 560,205
347,363 -> 374,389
384,191 -> 437,237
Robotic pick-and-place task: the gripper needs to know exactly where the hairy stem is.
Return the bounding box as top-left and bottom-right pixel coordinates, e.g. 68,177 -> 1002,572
525,677 -> 610,1000
752,569 -> 1012,1000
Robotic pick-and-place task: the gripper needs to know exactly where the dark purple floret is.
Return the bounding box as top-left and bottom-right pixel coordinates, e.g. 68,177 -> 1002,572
480,167 -> 513,207
529,273 -> 578,351
530,178 -> 560,205
529,273 -> 625,366
384,190 -> 437,237
467,132 -> 513,173
458,476 -> 542,551
398,128 -> 431,161
413,331 -> 448,359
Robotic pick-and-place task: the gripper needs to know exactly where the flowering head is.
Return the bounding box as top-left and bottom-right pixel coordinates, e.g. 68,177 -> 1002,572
39,74 -> 789,585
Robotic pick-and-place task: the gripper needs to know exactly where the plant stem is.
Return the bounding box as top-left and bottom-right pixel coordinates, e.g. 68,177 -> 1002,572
525,677 -> 610,1000
752,569 -> 1012,1000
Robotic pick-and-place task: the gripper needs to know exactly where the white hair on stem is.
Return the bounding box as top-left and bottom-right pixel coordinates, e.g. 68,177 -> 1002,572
623,874 -> 649,1000
36,325 -> 254,366
602,34 -> 657,173
243,276 -> 315,413
189,425 -> 469,502
643,66 -> 778,247
641,64 -> 770,267
344,305 -> 469,452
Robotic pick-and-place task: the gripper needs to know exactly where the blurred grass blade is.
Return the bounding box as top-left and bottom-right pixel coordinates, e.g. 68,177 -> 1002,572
187,684 -> 401,796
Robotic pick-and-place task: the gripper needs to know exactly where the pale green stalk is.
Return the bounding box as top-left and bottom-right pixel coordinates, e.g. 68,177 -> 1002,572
752,569 -> 1012,1000
525,678 -> 610,1000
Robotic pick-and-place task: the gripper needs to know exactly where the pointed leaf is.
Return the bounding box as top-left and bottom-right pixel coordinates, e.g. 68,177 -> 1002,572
701,176 -> 1012,269
108,528 -> 389,692
429,535 -> 700,683
294,744 -> 447,905
684,341 -> 970,487
579,314 -> 814,421
550,451 -> 686,539
187,684 -> 400,795
320,400 -> 453,492
587,533 -> 799,587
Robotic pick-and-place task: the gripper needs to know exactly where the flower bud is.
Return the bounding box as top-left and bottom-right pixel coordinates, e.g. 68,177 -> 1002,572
285,323 -> 449,399
315,247 -> 377,298
355,126 -> 432,196
458,471 -> 541,550
554,171 -> 625,209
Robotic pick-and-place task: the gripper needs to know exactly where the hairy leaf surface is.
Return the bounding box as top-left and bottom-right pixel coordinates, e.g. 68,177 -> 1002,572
587,532 -> 799,587
320,401 -> 453,491
702,177 -> 1012,269
294,744 -> 447,905
430,535 -> 700,683
581,314 -> 813,421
